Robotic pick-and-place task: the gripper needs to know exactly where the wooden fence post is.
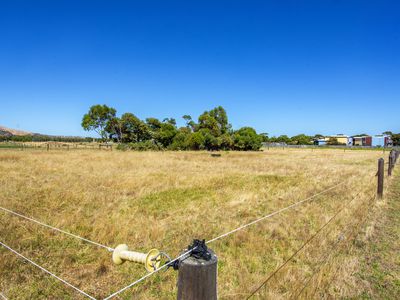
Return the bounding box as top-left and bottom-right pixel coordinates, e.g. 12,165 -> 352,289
177,240 -> 217,300
388,150 -> 393,176
47,144 -> 49,151
377,158 -> 384,198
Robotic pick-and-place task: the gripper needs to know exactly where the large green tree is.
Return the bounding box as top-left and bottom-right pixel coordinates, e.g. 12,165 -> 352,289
233,127 -> 262,151
197,106 -> 230,136
121,113 -> 150,143
81,104 -> 116,140
290,134 -> 312,145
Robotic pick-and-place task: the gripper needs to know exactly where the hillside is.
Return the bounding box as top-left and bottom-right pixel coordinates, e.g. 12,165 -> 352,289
0,125 -> 32,136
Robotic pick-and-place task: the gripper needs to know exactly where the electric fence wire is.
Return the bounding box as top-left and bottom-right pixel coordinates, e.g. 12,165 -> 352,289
0,292 -> 7,300
207,179 -> 348,244
103,179 -> 349,299
0,206 -> 114,252
0,241 -> 96,300
245,185 -> 365,299
293,195 -> 375,299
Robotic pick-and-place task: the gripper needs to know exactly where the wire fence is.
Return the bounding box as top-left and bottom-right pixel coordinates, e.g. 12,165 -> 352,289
245,186 -> 367,298
293,196 -> 374,299
0,150 -> 399,299
0,241 -> 97,300
0,206 -> 114,252
0,142 -> 113,151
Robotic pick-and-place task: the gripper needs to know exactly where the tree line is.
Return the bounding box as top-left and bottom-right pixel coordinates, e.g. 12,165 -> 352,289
81,104 -> 263,151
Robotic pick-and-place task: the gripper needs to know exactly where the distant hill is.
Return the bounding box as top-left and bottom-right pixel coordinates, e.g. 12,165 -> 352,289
0,126 -> 33,136
0,125 -> 97,143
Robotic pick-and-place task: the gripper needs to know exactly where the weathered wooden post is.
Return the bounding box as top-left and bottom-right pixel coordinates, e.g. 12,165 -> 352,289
388,150 -> 394,176
47,143 -> 49,151
377,158 -> 384,198
176,240 -> 217,300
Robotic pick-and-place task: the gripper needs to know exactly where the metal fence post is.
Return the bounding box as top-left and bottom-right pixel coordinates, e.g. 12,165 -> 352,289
377,158 -> 384,198
177,240 -> 217,300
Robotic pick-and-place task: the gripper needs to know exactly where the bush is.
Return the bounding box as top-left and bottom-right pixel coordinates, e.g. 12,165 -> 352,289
233,127 -> 262,151
119,140 -> 163,151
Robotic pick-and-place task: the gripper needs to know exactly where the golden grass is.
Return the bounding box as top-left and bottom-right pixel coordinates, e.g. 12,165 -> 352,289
0,148 -> 387,299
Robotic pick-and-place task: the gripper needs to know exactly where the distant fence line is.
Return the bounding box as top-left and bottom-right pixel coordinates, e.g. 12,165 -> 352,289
0,142 -> 113,151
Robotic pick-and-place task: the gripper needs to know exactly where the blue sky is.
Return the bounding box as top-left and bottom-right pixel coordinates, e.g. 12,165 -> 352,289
0,0 -> 399,137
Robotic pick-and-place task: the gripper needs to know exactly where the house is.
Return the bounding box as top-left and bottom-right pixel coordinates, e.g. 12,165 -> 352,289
372,135 -> 392,147
326,134 -> 350,145
352,136 -> 372,146
313,139 -> 326,146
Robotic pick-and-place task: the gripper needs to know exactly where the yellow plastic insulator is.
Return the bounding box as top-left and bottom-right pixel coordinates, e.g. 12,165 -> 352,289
112,244 -> 161,272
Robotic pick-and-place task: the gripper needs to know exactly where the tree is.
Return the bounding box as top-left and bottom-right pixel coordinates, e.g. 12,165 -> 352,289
391,133 -> 400,146
197,106 -> 230,136
187,131 -> 205,150
199,128 -> 219,151
163,118 -> 177,126
182,115 -> 196,131
275,135 -> 291,144
218,133 -> 234,150
233,127 -> 262,151
106,117 -> 123,143
313,134 -> 324,140
146,117 -> 162,131
81,104 -> 116,140
121,113 -> 150,143
170,129 -> 191,150
209,106 -> 230,134
290,134 -> 312,145
259,133 -> 269,143
198,112 -> 221,136
383,131 -> 393,136
154,122 -> 177,147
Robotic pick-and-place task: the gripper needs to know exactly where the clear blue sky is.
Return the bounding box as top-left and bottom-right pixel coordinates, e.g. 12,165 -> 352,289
0,0 -> 399,137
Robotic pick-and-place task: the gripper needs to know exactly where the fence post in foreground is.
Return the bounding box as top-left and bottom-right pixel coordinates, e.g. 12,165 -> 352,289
377,158 -> 384,198
177,240 -> 217,300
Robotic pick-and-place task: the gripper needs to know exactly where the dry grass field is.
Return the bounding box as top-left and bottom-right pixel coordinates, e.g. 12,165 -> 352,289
0,148 -> 388,299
